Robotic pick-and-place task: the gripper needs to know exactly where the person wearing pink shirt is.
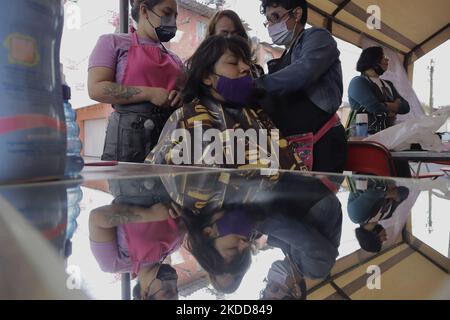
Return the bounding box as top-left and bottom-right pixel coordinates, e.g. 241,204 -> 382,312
89,178 -> 184,300
88,0 -> 184,163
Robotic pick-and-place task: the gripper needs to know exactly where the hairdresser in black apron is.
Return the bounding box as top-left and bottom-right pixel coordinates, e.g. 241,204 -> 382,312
255,0 -> 347,173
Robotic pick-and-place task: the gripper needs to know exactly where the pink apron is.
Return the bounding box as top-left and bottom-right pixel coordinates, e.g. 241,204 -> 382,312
122,30 -> 181,89
122,217 -> 182,275
101,30 -> 182,162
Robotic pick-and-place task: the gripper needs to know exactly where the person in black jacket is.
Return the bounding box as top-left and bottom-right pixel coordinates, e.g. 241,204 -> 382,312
348,46 -> 410,134
348,178 -> 410,253
260,192 -> 343,299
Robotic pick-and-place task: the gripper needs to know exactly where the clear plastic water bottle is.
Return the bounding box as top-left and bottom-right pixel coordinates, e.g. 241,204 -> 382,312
66,185 -> 83,227
61,74 -> 84,259
355,113 -> 369,138
349,123 -> 357,137
65,183 -> 83,259
63,84 -> 84,178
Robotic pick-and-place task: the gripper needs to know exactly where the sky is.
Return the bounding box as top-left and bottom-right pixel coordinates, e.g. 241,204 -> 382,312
61,0 -> 449,109
412,40 -> 450,108
61,0 -> 119,108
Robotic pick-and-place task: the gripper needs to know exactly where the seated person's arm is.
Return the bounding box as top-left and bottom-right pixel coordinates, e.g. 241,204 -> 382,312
348,77 -> 388,113
256,29 -> 340,96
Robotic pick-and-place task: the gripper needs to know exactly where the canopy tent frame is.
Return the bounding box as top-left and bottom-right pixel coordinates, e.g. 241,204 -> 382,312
305,0 -> 450,79
120,0 -> 129,34
118,0 -> 450,79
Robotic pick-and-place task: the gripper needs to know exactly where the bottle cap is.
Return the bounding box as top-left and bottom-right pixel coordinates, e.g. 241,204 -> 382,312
62,84 -> 71,100
356,113 -> 368,123
355,178 -> 368,190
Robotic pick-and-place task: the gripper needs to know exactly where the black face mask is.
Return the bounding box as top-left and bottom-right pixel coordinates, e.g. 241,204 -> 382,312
372,223 -> 385,235
147,9 -> 177,43
156,264 -> 178,281
144,264 -> 178,300
373,64 -> 385,76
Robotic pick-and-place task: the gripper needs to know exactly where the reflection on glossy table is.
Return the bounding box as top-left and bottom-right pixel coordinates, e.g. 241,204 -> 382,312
390,150 -> 450,162
1,164 -> 449,300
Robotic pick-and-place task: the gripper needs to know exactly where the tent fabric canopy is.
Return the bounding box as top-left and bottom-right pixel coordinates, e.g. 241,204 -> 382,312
118,0 -> 450,67
305,0 -> 450,66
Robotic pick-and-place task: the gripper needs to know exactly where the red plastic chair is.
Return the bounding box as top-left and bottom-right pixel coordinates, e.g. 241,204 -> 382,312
344,141 -> 397,177
414,161 -> 450,179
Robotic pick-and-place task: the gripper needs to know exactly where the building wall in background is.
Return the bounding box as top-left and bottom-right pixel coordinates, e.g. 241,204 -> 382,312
167,7 -> 212,62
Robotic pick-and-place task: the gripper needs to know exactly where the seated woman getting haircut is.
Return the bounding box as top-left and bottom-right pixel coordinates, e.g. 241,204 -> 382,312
148,35 -> 306,171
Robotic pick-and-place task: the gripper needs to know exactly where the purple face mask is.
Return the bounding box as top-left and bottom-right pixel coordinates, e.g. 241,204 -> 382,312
215,74 -> 253,107
216,209 -> 255,239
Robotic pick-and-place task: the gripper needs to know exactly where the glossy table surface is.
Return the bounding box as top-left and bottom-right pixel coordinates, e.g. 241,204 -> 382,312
1,163 -> 449,300
390,150 -> 450,162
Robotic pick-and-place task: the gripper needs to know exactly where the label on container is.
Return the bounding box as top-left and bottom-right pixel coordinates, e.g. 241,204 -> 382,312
0,1 -> 66,182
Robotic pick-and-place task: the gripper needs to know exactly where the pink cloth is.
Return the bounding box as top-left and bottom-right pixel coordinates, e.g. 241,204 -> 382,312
122,217 -> 182,274
122,31 -> 181,90
88,32 -> 182,86
90,219 -> 183,274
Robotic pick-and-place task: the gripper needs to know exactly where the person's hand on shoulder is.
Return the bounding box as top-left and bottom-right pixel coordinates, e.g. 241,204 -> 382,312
168,90 -> 183,108
146,87 -> 170,107
145,203 -> 180,221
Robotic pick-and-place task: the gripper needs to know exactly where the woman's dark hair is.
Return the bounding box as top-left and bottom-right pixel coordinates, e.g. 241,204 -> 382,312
356,46 -> 384,73
133,282 -> 159,300
260,0 -> 308,25
133,283 -> 164,300
207,10 -> 249,41
181,202 -> 266,274
209,273 -> 246,294
130,0 -> 164,22
181,206 -> 252,276
260,279 -> 307,300
355,224 -> 385,253
182,35 -> 253,104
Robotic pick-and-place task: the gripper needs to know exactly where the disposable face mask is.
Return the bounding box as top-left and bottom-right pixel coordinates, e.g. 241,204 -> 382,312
373,64 -> 386,76
147,9 -> 177,42
214,74 -> 254,107
267,260 -> 291,288
146,264 -> 178,299
267,260 -> 307,299
216,208 -> 255,238
268,19 -> 294,46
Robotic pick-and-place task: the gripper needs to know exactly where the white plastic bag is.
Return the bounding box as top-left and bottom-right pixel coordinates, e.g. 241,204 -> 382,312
364,107 -> 450,151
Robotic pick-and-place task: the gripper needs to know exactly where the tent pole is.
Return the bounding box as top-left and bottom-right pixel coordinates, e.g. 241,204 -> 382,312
120,0 -> 129,34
